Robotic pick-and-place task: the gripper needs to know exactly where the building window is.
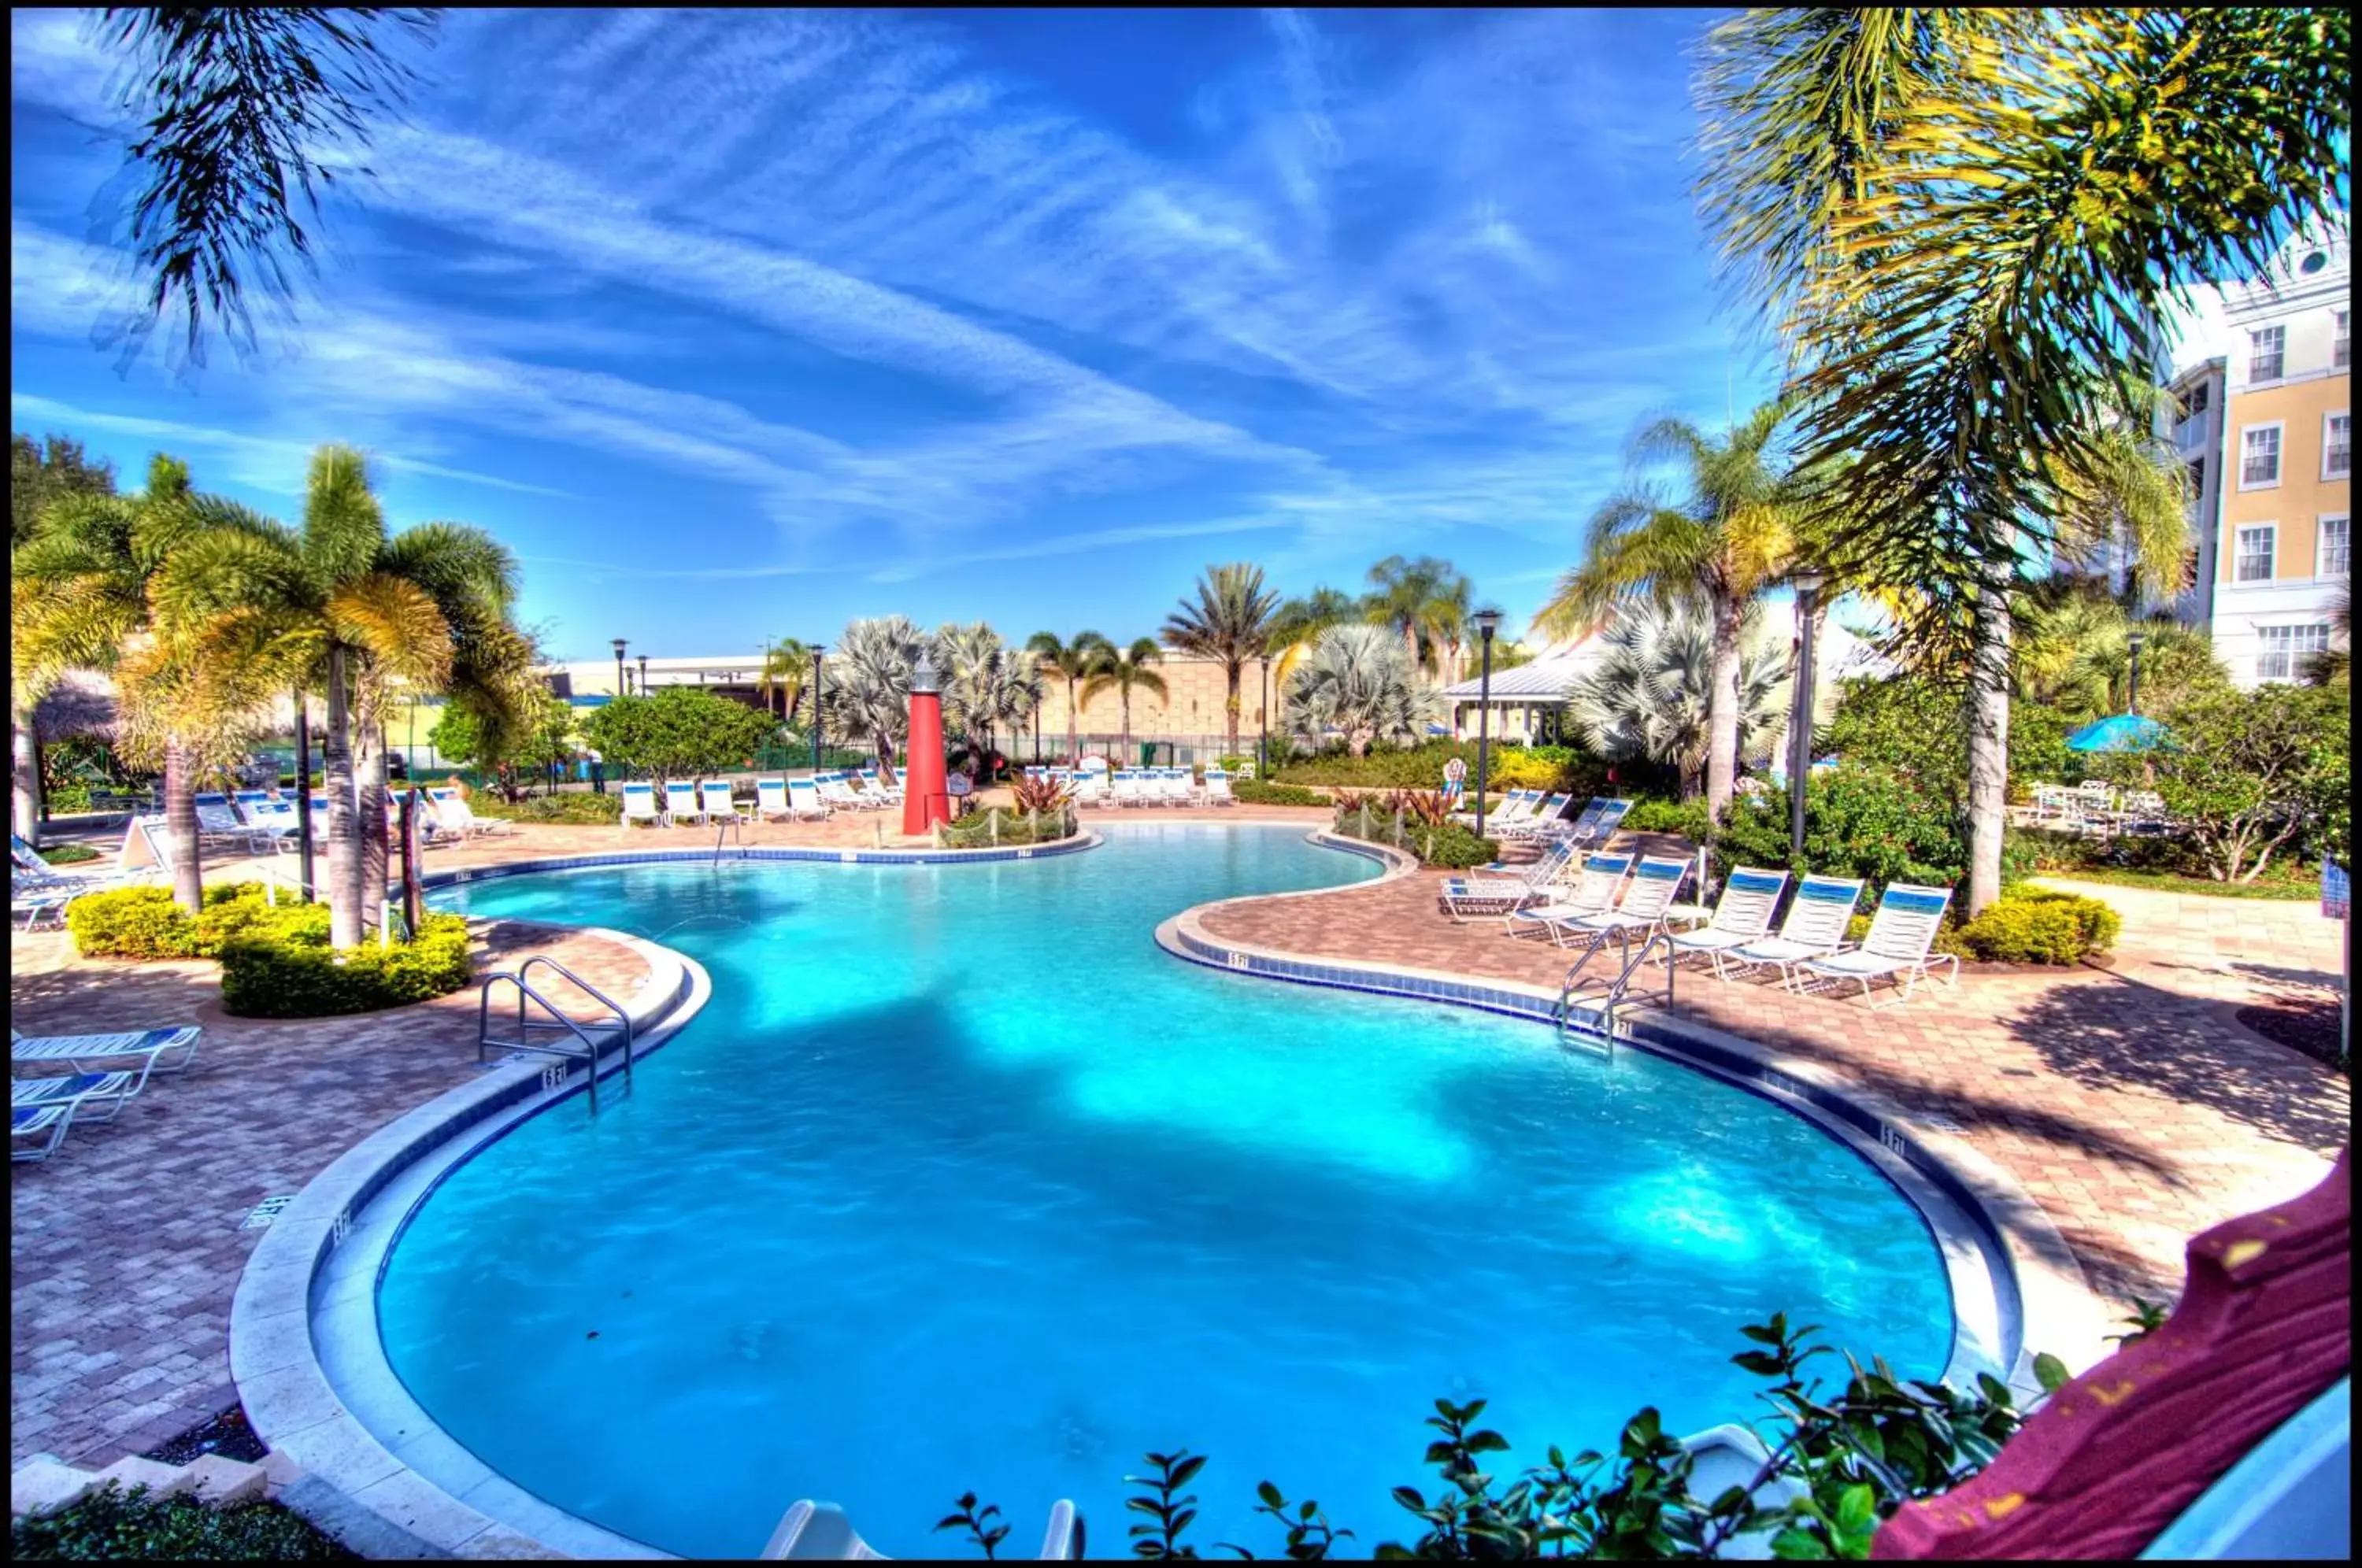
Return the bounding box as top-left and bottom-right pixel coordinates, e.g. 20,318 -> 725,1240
2325,412 -> 2351,480
2256,623 -> 2330,682
2249,325 -> 2286,383
2182,382 -> 2210,416
2339,310 -> 2352,372
2240,424 -> 2282,487
2321,515 -> 2351,579
2234,525 -> 2275,582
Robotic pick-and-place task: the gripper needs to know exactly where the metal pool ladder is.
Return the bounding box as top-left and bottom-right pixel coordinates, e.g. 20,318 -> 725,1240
1554,929 -> 1678,1059
478,954 -> 635,1111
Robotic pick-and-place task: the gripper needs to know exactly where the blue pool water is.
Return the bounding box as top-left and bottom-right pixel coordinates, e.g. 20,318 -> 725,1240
391,824 -> 1951,1558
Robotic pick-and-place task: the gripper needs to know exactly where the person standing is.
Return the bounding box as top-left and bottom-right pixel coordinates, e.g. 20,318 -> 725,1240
1442,753 -> 1468,810
587,746 -> 605,796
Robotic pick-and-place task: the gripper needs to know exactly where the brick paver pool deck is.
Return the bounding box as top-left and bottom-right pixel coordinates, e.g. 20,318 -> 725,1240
11,805 -> 2347,1482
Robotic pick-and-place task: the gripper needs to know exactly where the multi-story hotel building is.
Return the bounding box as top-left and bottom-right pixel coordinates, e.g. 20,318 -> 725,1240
2167,220 -> 2349,686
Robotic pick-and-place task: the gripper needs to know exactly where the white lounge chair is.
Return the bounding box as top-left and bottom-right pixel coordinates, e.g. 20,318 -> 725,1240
13,1101 -> 77,1162
858,767 -> 904,804
1794,884 -> 1960,1008
1497,792 -> 1575,841
307,793 -> 333,840
786,778 -> 831,820
1505,852 -> 1634,941
427,786 -> 509,838
662,780 -> 705,825
1457,787 -> 1535,830
819,772 -> 881,812
1543,854 -> 1691,952
1112,771 -> 1146,808
1664,868 -> 1790,969
754,778 -> 794,823
620,782 -> 668,831
1716,875 -> 1866,987
700,781 -> 750,825
194,793 -> 272,855
13,1069 -> 146,1125
1437,841 -> 1576,923
11,1023 -> 203,1079
240,796 -> 305,850
1204,768 -> 1235,806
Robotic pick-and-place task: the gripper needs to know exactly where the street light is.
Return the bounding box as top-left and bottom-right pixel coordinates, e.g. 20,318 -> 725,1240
2127,630 -> 2147,715
1788,568 -> 1826,862
612,638 -> 628,700
809,644 -> 827,772
637,653 -> 650,697
1471,608 -> 1503,840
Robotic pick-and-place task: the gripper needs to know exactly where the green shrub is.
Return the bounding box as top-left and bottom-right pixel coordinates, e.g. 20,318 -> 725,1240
474,790 -> 629,825
1328,808 -> 1499,869
45,782 -> 94,814
938,805 -> 1077,848
39,842 -> 102,865
1705,764 -> 2031,905
11,1481 -> 354,1560
218,909 -> 474,1018
68,883 -> 283,960
1231,780 -> 1331,807
1621,797 -> 1712,839
1951,889 -> 2120,964
1271,741 -> 1609,796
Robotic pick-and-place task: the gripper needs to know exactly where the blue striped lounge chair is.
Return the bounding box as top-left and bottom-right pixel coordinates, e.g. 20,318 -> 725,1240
11,1024 -> 202,1082
1794,884 -> 1960,1008
785,778 -> 831,820
1542,854 -> 1691,952
620,782 -> 667,832
1505,852 -> 1633,941
13,1101 -> 77,1163
13,1069 -> 146,1125
1715,875 -> 1867,988
754,778 -> 794,823
700,781 -> 750,825
1664,868 -> 1790,969
1437,841 -> 1575,923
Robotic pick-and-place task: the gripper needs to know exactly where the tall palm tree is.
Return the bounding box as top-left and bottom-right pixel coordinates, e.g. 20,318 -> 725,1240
1361,555 -> 1471,679
1283,624 -> 1442,758
932,622 -> 1042,777
756,637 -> 812,725
1264,586 -> 1358,696
1079,638 -> 1168,761
1025,630 -> 1113,766
1535,401 -> 1804,821
1692,6 -> 2346,912
1162,563 -> 1279,760
824,616 -> 927,783
156,446 -> 517,944
1568,601 -> 1791,800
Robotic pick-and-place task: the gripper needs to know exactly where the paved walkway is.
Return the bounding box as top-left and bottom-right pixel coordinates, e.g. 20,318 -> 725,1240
9,812 -> 2344,1477
1198,856 -> 2349,1318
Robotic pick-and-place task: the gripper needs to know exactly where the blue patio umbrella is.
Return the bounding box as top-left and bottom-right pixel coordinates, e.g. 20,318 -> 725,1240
2066,713 -> 2168,753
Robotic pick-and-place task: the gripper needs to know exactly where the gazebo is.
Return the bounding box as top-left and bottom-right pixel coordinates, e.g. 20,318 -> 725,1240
1438,655 -> 1588,744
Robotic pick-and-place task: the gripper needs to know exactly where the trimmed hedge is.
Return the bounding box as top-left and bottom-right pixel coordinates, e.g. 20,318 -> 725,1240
66,884 -> 281,960
1620,797 -> 1712,839
219,909 -> 474,1018
1330,814 -> 1501,869
1950,888 -> 2120,965
474,790 -> 630,825
39,842 -> 102,865
11,1481 -> 354,1560
1231,781 -> 1331,807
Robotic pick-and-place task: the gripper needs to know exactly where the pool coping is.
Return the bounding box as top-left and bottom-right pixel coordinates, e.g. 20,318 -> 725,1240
1157,830 -> 2116,1395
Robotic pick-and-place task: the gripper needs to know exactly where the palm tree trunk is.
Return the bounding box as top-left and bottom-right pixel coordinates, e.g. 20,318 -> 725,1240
324,645 -> 363,948
12,690 -> 43,849
1705,591 -> 1744,821
1225,665 -> 1242,758
1120,686 -> 1132,760
358,718 -> 390,919
162,739 -> 205,914
1066,677 -> 1081,766
1965,565 -> 2013,917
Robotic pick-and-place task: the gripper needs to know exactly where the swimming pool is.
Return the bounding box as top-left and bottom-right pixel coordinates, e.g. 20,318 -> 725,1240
393,824 -> 1953,1558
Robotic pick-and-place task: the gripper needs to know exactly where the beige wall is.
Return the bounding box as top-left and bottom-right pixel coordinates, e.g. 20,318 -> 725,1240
2222,375 -> 2350,582
1035,654 -> 1275,741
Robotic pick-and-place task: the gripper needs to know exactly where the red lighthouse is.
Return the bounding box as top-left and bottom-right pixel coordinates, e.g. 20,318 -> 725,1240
901,653 -> 952,836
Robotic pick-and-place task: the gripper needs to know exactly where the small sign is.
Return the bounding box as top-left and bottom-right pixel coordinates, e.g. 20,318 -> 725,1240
2324,857 -> 2349,921
240,1195 -> 297,1230
1226,951 -> 1249,971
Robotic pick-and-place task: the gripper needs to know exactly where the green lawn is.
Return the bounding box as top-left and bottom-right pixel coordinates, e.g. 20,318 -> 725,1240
2031,865 -> 2321,901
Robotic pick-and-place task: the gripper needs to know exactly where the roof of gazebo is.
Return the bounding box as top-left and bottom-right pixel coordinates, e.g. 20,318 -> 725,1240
1438,654 -> 1590,703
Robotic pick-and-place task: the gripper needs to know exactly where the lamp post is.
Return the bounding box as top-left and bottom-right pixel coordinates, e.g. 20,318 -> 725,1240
809,644 -> 827,771
1789,568 -> 1825,862
637,653 -> 650,697
1472,608 -> 1503,840
612,638 -> 628,700
2127,631 -> 2147,715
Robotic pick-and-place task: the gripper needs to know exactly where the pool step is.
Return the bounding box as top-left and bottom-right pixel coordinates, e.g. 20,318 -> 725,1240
763,1499 -> 1083,1559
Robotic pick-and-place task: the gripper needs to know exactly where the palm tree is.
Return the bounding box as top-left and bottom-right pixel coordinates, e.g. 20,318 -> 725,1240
1283,624 -> 1442,757
1692,7 -> 2346,912
1361,555 -> 1471,679
1025,630 -> 1113,766
1079,638 -> 1168,761
756,637 -> 812,726
933,622 -> 1042,778
155,446 -> 518,944
1162,563 -> 1279,760
1264,586 -> 1359,696
1568,601 -> 1791,800
824,616 -> 927,783
1535,402 -> 1804,822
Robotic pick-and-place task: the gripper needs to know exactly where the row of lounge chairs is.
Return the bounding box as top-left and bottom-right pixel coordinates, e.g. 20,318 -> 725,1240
619,771 -> 905,830
1064,767 -> 1236,808
11,1024 -> 205,1163
1438,842 -> 1959,1008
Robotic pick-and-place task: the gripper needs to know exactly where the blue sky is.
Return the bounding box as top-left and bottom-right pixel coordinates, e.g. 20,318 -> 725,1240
10,8 -> 1780,663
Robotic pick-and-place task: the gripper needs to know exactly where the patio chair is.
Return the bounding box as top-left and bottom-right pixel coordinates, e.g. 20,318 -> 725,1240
1204,768 -> 1236,806
13,877 -> 73,932
785,778 -> 831,820
193,793 -> 272,855
11,1023 -> 203,1079
662,780 -> 706,826
1560,798 -> 1632,850
13,1101 -> 77,1163
426,787 -> 511,838
308,793 -> 334,841
13,1070 -> 146,1125
1496,793 -> 1575,841
754,778 -> 794,822
1113,771 -> 1146,808
620,782 -> 668,831
1505,852 -> 1634,941
1437,840 -> 1575,923
700,781 -> 751,825
239,795 -> 305,850
1794,884 -> 1959,1008
1457,787 -> 1535,830
825,773 -> 885,812
1664,868 -> 1790,969
1540,854 -> 1691,952
1715,875 -> 1866,987
858,767 -> 904,804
